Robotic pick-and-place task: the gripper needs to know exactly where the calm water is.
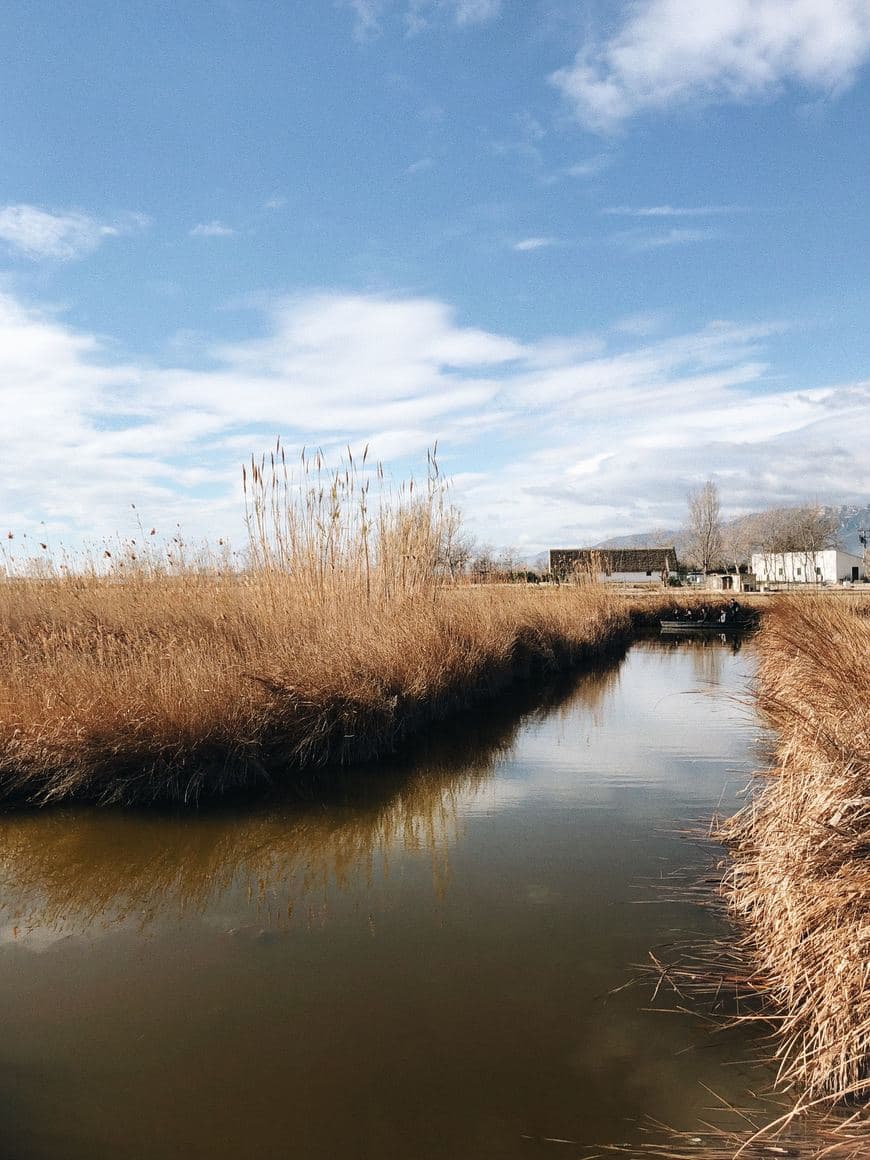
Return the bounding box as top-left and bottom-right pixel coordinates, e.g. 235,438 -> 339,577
0,639 -> 773,1159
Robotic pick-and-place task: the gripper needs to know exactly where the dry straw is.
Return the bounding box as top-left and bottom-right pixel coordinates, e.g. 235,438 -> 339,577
719,596 -> 870,1107
0,445 -> 631,806
611,594 -> 870,1160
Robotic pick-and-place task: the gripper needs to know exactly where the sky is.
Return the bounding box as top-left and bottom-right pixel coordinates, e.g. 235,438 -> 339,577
2,0 -> 869,557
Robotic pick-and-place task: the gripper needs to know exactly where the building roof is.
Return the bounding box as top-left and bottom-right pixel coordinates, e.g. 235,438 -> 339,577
549,547 -> 678,574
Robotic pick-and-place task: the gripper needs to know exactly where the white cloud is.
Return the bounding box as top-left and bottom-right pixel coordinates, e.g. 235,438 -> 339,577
404,156 -> 435,174
513,237 -> 558,251
604,205 -> 744,217
615,227 -> 720,250
347,0 -> 498,37
612,310 -> 669,336
565,155 -> 612,178
0,205 -> 148,261
551,0 -> 870,131
189,221 -> 236,238
452,0 -> 501,25
347,0 -> 384,40
1,288 -> 868,554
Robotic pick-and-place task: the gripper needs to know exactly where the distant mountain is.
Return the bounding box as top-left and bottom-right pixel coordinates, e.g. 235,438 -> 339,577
597,504 -> 870,561
835,504 -> 870,555
596,529 -> 679,550
596,526 -> 693,558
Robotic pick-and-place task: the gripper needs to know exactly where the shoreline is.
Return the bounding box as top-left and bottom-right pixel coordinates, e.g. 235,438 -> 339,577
719,595 -> 870,1106
635,592 -> 870,1159
5,576 -> 870,1151
0,580 -> 753,808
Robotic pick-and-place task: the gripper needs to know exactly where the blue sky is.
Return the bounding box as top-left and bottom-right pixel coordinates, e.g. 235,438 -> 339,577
2,0 -> 869,555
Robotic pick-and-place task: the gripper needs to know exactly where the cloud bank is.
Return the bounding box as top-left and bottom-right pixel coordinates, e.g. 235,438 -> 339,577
1,289 -> 867,552
552,0 -> 870,131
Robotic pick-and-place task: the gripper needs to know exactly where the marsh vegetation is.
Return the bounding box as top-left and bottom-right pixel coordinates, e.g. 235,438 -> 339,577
631,595 -> 870,1159
721,597 -> 870,1106
0,449 -> 638,805
7,447 -> 868,1154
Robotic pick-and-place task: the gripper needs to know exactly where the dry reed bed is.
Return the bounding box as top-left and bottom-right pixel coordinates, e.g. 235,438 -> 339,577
0,443 -> 762,808
6,445 -> 726,808
720,595 -> 870,1107
0,574 -> 630,806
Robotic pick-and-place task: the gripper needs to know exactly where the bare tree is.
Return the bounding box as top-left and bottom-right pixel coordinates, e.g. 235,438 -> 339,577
720,516 -> 756,574
754,504 -> 838,553
785,504 -> 839,554
685,480 -> 722,574
773,504 -> 838,582
436,509 -> 475,580
497,546 -> 525,580
470,542 -> 496,583
748,504 -> 840,584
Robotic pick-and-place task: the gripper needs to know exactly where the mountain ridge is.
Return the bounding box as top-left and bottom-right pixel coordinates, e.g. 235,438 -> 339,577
595,504 -> 870,560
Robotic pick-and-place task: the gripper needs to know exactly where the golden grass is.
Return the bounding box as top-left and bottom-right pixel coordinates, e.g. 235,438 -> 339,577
0,448 -> 639,805
0,442 -> 773,807
720,595 -> 870,1105
0,572 -> 633,805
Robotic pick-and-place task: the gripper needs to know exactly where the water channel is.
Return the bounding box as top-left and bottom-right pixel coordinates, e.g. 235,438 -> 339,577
0,638 -> 775,1159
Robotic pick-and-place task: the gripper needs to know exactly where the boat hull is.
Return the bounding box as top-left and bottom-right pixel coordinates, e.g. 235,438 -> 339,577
660,618 -> 755,635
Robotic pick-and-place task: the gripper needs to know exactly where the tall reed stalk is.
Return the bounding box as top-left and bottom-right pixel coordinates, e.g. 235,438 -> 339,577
241,440 -> 455,610
0,448 -> 630,806
720,595 -> 870,1104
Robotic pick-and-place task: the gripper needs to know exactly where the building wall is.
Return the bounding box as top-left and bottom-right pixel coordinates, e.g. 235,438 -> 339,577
704,573 -> 757,591
751,550 -> 865,584
608,570 -> 655,583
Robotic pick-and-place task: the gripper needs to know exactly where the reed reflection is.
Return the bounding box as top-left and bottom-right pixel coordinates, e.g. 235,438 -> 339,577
641,632 -> 748,685
0,653 -> 627,943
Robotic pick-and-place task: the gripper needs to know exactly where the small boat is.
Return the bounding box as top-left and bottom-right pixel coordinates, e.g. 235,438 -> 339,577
660,613 -> 757,635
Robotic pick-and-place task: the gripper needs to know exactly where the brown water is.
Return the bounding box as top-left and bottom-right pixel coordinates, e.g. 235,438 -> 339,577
0,638 -> 773,1160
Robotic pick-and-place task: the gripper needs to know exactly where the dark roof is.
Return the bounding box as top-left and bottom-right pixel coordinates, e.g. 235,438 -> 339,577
549,547 -> 678,575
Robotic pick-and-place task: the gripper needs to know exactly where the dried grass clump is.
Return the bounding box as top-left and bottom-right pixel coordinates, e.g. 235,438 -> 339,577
588,1108 -> 870,1160
0,447 -> 630,806
721,595 -> 870,1104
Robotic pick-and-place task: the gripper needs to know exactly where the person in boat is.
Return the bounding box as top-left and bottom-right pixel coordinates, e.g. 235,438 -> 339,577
697,605 -> 709,623
727,598 -> 741,622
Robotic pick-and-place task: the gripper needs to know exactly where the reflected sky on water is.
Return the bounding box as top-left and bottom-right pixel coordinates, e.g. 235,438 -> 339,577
0,638 -> 774,1160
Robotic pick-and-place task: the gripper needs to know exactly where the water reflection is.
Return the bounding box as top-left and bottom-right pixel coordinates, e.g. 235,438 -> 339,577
643,630 -> 757,694
0,641 -> 772,1160
0,655 -> 626,943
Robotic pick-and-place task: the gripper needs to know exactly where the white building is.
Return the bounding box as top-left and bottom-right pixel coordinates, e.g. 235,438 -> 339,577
751,549 -> 866,586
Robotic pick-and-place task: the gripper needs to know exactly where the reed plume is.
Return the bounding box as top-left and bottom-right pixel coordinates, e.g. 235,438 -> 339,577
0,446 -> 631,805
